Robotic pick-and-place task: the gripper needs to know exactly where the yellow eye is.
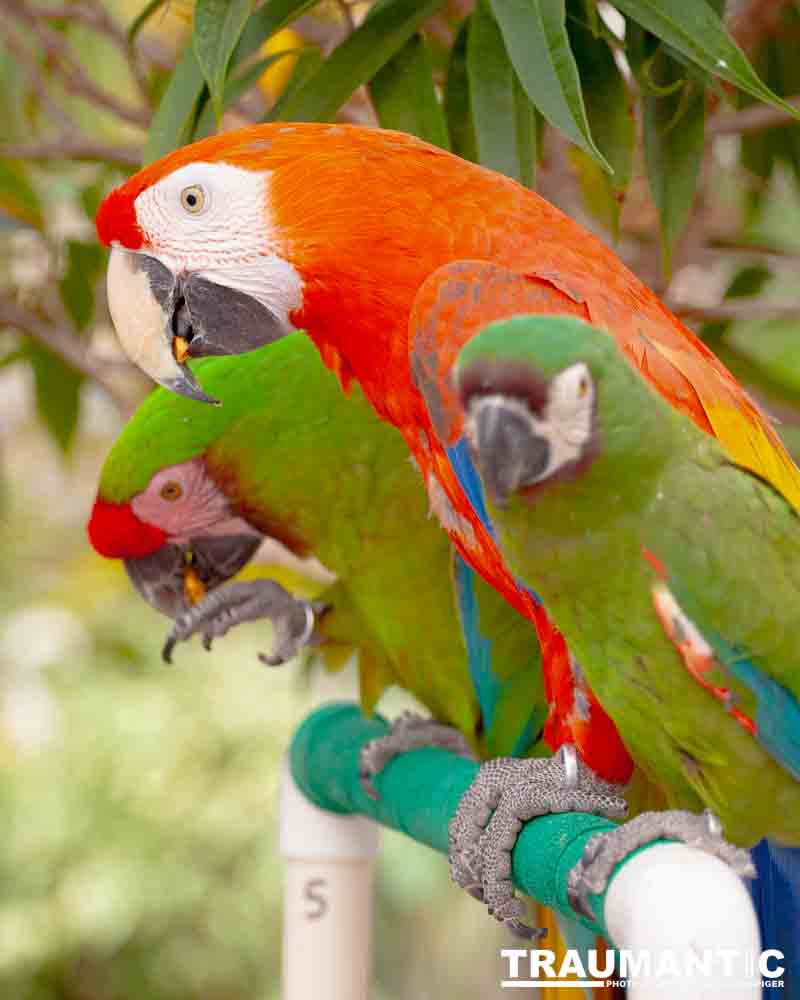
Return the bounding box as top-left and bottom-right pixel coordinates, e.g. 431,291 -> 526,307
180,185 -> 206,213
578,375 -> 589,398
160,481 -> 183,502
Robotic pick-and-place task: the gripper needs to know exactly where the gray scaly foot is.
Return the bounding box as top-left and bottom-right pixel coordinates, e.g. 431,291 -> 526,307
567,808 -> 756,921
359,711 -> 476,800
449,746 -> 628,939
162,578 -> 323,666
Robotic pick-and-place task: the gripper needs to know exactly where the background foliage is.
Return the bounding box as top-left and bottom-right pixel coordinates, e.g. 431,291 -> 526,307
1,1 -> 800,997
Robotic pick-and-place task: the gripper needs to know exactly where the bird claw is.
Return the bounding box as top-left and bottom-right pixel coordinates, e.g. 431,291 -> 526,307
448,746 -> 628,938
358,711 -> 476,799
566,807 -> 756,921
161,578 -> 318,666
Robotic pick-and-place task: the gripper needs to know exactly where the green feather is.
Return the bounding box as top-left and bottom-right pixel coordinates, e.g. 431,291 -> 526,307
459,316 -> 800,844
101,333 -> 546,756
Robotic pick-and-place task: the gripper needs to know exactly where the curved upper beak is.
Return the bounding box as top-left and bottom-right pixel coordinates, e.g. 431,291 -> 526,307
106,247 -> 293,404
469,398 -> 550,508
124,534 -> 262,619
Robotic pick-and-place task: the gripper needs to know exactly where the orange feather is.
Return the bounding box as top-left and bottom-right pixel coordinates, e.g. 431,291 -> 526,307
100,124 -> 799,780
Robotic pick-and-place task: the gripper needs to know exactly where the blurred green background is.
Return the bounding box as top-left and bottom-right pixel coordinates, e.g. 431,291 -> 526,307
2,0 -> 800,996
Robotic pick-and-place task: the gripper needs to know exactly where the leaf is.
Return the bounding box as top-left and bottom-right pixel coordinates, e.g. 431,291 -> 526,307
143,44 -> 208,164
236,0 -> 319,60
468,1 -> 537,185
567,10 -> 634,236
444,20 -> 478,163
643,48 -> 705,275
0,348 -> 24,370
275,0 -> 446,123
193,0 -> 255,121
22,340 -> 83,454
194,47 -> 311,138
370,35 -> 450,149
0,159 -> 43,230
700,264 -> 771,344
264,48 -> 323,121
126,0 -> 170,43
612,0 -> 800,118
58,241 -> 107,334
487,0 -> 609,171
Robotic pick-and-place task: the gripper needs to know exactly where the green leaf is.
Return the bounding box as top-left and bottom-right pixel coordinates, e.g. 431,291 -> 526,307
0,348 -> 24,370
643,49 -> 705,275
468,1 -> 537,185
264,48 -> 323,121
445,20 -> 478,163
237,0 -> 319,59
58,241 -> 107,334
370,35 -> 450,149
143,44 -> 208,164
126,0 -> 170,43
23,340 -> 83,454
275,0 -> 446,123
700,264 -> 771,343
0,159 -> 43,230
567,9 -> 634,235
194,0 -> 255,122
612,0 -> 800,118
195,47 -> 311,138
487,0 -> 609,171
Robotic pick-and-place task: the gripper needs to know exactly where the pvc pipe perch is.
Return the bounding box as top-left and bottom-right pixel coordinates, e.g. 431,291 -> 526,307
283,703 -> 761,1000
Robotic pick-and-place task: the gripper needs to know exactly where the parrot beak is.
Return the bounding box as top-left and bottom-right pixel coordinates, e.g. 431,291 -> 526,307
469,398 -> 550,508
106,247 -> 219,404
124,534 -> 262,619
107,247 -> 293,404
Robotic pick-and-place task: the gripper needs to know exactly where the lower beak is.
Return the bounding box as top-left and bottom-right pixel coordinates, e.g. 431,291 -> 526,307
124,534 -> 262,619
471,399 -> 550,507
106,247 -> 292,404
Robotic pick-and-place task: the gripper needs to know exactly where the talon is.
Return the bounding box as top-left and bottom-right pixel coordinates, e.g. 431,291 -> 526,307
567,808 -> 755,920
358,713 -> 475,800
160,578 -> 316,665
449,750 -> 627,932
703,808 -> 722,837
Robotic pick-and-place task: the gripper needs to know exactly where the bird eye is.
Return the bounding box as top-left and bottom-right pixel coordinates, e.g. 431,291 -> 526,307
160,481 -> 183,502
578,375 -> 589,398
180,185 -> 206,214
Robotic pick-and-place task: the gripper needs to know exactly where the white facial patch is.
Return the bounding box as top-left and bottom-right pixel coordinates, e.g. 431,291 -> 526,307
473,362 -> 595,485
132,161 -> 303,330
131,457 -> 260,544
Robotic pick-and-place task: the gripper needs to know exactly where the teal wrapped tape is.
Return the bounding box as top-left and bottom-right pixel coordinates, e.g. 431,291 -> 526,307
289,702 -> 614,936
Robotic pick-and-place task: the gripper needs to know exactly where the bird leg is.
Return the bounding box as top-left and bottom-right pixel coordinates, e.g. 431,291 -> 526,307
161,578 -> 323,666
359,711 -> 476,800
567,808 -> 756,922
449,746 -> 628,939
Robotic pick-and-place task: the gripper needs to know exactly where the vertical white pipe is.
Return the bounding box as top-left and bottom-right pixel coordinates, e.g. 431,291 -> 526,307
604,843 -> 762,1000
280,761 -> 380,1000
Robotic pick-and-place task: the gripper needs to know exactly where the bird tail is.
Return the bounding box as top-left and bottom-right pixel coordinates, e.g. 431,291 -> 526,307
749,839 -> 800,999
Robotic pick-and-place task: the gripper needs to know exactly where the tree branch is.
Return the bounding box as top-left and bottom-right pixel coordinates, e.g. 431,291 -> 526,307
671,299 -> 800,322
710,95 -> 800,136
0,298 -> 137,418
2,2 -> 151,129
0,140 -> 141,167
23,0 -> 151,102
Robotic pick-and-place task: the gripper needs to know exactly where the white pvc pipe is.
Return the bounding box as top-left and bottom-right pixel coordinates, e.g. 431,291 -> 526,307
279,761 -> 380,1000
604,843 -> 762,999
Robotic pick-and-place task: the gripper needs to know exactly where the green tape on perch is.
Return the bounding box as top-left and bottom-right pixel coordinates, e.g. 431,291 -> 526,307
289,702 -> 615,937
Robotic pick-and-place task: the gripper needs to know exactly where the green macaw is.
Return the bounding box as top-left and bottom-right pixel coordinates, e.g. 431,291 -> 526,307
453,313 -> 800,959
88,333 -> 546,766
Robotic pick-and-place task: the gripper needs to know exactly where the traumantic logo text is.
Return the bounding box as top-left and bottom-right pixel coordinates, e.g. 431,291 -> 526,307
500,948 -> 786,990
